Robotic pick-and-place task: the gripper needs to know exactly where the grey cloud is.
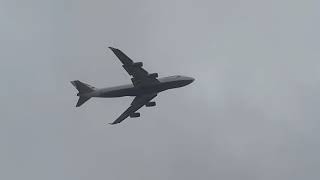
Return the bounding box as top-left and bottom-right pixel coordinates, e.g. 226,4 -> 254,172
1,0 -> 320,180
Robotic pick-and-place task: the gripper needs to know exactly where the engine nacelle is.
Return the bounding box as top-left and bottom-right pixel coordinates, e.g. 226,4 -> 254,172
149,73 -> 158,78
132,62 -> 143,67
146,101 -> 156,107
130,112 -> 140,118
131,78 -> 141,86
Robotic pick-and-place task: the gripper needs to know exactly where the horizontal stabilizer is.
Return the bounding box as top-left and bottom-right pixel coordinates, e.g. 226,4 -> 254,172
71,80 -> 96,94
71,80 -> 95,107
76,96 -> 91,107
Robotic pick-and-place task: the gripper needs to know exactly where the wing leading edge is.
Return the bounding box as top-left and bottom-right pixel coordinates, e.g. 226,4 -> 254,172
108,47 -> 159,87
109,93 -> 157,125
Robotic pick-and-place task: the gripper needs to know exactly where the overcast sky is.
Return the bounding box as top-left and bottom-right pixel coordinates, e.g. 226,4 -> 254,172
1,0 -> 320,180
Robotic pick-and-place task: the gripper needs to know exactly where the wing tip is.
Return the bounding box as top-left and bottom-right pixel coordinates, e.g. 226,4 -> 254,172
70,80 -> 76,87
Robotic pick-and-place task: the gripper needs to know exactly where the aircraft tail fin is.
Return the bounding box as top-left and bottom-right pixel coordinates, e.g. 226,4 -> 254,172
75,96 -> 91,107
71,80 -> 96,94
71,80 -> 96,107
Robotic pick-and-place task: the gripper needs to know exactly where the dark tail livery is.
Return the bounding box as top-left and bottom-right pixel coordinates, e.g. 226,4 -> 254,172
71,80 -> 96,107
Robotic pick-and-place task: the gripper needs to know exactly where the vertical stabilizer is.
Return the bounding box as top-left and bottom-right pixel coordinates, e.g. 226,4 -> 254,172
75,96 -> 91,107
71,80 -> 96,107
71,80 -> 96,94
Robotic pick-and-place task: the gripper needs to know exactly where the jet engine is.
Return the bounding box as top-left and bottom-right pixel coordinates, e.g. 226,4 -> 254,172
132,62 -> 143,67
131,78 -> 142,86
130,112 -> 140,118
146,101 -> 156,107
149,73 -> 158,78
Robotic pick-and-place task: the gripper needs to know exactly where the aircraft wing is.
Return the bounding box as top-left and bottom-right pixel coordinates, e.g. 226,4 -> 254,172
109,93 -> 157,125
109,47 -> 159,87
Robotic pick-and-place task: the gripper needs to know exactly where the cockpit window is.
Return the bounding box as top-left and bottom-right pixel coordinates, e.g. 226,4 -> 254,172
167,75 -> 181,79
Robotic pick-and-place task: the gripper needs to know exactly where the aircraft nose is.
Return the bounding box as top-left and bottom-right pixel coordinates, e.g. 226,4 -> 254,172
188,77 -> 195,83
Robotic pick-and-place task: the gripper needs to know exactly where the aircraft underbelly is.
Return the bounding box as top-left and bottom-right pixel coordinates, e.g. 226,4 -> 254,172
98,81 -> 181,98
100,88 -> 138,97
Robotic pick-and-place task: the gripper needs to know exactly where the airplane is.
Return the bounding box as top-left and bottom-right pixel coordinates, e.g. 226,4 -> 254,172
71,47 -> 195,125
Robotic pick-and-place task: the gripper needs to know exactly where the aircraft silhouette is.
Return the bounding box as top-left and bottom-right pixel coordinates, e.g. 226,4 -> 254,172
71,47 -> 194,125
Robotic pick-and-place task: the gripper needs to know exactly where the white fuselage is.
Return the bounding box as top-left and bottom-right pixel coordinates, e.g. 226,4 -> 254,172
86,75 -> 194,98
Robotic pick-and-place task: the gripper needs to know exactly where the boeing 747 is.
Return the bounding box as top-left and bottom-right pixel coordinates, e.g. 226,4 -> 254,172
71,47 -> 194,125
